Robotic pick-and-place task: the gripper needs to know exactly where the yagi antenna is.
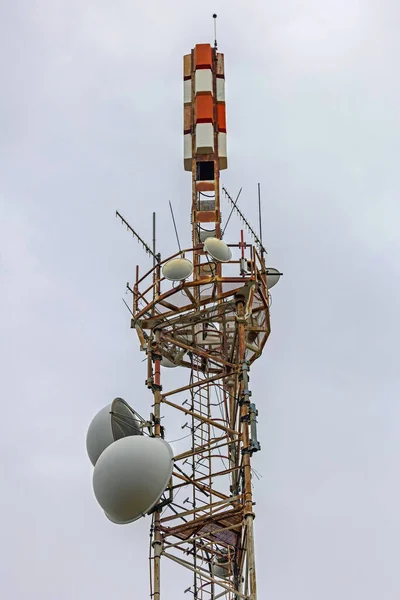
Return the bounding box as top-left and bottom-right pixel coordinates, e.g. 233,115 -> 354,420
116,210 -> 158,260
169,201 -> 182,254
222,187 -> 242,236
222,187 -> 268,254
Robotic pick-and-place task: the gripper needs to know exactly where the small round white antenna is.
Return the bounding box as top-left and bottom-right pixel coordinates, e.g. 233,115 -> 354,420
161,356 -> 178,368
204,237 -> 232,263
111,397 -> 142,441
92,436 -> 174,524
266,268 -> 281,289
162,257 -> 194,281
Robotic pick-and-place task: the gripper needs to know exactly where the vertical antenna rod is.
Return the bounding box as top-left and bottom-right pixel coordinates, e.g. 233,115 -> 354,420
169,201 -> 182,254
153,212 -> 156,267
258,183 -> 263,248
213,13 -> 218,48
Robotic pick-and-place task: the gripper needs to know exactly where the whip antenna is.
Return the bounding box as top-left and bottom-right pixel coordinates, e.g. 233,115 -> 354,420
258,182 -> 264,251
152,212 -> 156,266
222,186 -> 268,254
169,201 -> 182,254
213,14 -> 218,49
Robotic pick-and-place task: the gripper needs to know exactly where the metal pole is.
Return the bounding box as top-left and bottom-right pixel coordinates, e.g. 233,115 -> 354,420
169,201 -> 182,255
153,212 -> 156,267
152,330 -> 162,600
213,13 -> 218,49
236,298 -> 257,600
257,183 -> 263,248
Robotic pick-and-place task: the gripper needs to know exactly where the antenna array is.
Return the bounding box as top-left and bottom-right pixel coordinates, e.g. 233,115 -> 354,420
116,210 -> 158,260
222,187 -> 268,255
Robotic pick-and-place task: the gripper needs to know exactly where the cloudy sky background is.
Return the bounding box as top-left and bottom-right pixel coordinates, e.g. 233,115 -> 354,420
1,0 -> 400,598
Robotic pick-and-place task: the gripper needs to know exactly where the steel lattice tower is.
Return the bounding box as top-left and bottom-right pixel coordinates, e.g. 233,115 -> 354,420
125,40 -> 277,600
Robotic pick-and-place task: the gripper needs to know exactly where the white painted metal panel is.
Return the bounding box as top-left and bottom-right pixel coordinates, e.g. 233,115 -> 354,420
184,79 -> 192,103
195,69 -> 213,95
218,132 -> 227,169
216,78 -> 225,102
196,123 -> 214,154
184,133 -> 192,170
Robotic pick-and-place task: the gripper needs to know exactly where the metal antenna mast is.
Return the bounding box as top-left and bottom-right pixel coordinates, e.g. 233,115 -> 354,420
222,187 -> 242,237
169,201 -> 182,254
258,183 -> 263,249
221,187 -> 267,255
153,211 -> 157,266
87,36 -> 281,600
143,41 -> 277,600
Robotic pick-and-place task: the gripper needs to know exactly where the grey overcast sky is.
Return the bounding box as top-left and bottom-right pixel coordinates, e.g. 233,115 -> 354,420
1,1 -> 399,598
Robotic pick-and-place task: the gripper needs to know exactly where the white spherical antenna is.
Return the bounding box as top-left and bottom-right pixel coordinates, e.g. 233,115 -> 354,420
203,237 -> 232,263
266,268 -> 281,289
92,436 -> 174,524
111,397 -> 142,441
162,257 -> 193,281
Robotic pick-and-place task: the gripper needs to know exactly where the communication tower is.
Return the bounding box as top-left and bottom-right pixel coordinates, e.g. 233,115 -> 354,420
86,24 -> 281,600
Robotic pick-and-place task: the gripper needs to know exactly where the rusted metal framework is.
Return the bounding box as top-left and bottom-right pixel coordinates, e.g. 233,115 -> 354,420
129,235 -> 270,599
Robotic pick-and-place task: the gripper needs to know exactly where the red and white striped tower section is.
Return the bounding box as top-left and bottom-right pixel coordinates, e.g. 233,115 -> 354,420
184,43 -> 227,282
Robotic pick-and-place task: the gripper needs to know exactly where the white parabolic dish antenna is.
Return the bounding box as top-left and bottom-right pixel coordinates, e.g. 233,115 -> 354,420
266,267 -> 281,289
162,257 -> 193,281
86,404 -> 116,466
203,237 -> 232,263
92,436 -> 174,524
111,397 -> 142,441
86,401 -> 141,466
104,512 -> 136,525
